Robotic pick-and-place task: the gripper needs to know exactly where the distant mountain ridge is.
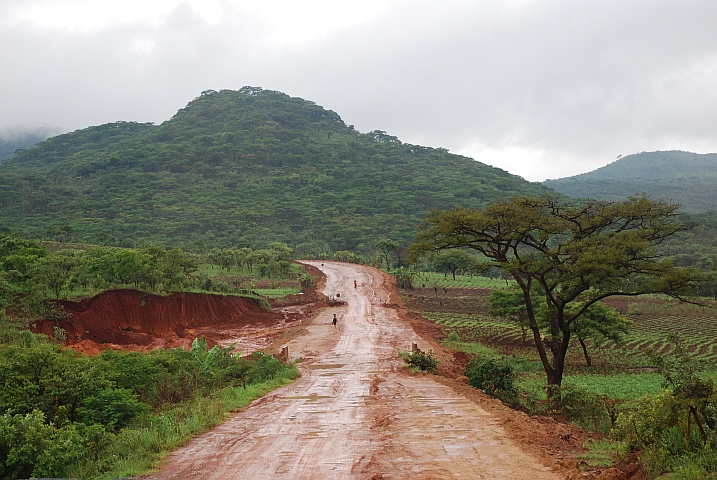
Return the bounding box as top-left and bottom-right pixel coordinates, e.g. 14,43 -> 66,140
0,87 -> 548,253
0,126 -> 58,162
543,151 -> 717,213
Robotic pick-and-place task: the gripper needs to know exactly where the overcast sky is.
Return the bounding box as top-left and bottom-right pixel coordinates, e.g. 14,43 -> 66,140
1,0 -> 716,181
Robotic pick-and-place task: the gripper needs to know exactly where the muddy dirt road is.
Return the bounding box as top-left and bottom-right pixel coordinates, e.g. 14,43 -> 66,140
147,262 -> 562,479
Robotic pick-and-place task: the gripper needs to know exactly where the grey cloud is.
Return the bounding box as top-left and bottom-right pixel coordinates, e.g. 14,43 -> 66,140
2,0 -> 717,180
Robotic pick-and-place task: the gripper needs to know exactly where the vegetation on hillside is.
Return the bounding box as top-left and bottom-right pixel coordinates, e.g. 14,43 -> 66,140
0,87 -> 547,255
543,151 -> 717,213
0,234 -> 310,323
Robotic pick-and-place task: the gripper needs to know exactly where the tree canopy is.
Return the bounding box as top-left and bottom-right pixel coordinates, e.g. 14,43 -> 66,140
414,194 -> 702,389
431,250 -> 477,280
0,88 -> 547,255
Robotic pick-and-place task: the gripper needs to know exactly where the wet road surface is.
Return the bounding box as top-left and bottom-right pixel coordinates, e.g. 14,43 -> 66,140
146,262 -> 560,479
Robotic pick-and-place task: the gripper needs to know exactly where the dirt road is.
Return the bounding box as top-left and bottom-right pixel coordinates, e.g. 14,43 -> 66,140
147,262 -> 562,479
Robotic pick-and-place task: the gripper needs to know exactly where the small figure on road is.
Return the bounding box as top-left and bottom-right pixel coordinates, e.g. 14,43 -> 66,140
354,280 -> 357,289
332,313 -> 337,329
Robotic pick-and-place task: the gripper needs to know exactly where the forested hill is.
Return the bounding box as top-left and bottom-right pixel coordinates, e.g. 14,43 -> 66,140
543,151 -> 717,213
0,87 -> 547,254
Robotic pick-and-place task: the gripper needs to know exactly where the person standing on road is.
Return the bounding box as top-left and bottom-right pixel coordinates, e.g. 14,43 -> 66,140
354,280 -> 357,289
332,313 -> 337,329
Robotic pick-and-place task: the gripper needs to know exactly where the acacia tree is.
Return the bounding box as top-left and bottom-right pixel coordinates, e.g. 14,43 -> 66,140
376,239 -> 398,269
432,250 -> 476,280
413,194 -> 700,390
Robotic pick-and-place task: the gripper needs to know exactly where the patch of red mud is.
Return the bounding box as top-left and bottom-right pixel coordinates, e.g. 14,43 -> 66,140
32,281 -> 326,356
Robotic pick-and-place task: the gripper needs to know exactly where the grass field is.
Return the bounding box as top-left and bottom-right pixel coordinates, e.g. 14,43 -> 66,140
254,287 -> 302,298
412,272 -> 509,289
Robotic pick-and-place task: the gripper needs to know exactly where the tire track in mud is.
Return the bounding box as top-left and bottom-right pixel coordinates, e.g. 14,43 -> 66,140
146,262 -> 562,480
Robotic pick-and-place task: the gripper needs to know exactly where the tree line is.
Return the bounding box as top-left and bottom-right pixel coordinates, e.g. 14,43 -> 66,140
0,235 -> 306,320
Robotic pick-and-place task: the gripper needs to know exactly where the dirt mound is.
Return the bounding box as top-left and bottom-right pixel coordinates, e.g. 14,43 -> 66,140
32,288 -> 323,355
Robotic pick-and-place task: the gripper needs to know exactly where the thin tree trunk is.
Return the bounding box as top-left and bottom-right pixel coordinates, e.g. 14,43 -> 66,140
689,405 -> 707,444
578,337 -> 592,367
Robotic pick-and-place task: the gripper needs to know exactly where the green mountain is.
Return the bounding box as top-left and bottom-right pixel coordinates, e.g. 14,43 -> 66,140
0,87 -> 548,254
543,151 -> 717,213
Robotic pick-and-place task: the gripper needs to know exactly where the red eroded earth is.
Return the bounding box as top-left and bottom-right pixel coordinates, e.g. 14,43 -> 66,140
31,266 -> 327,356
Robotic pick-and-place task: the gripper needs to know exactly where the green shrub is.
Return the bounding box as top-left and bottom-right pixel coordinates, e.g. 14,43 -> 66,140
393,268 -> 414,289
612,335 -> 717,477
0,337 -> 301,479
298,273 -> 315,288
447,332 -> 460,342
465,356 -> 518,402
77,388 -> 149,432
627,303 -> 641,315
613,392 -> 717,477
400,349 -> 438,372
549,384 -> 610,431
0,410 -> 85,480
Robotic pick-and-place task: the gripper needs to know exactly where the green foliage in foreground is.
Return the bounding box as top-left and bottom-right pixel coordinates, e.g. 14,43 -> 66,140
455,335 -> 717,478
611,336 -> 717,478
95,377 -> 295,479
0,328 -> 299,479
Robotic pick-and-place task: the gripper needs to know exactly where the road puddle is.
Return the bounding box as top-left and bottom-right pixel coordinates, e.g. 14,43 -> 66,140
284,394 -> 332,401
308,363 -> 345,370
444,444 -> 465,455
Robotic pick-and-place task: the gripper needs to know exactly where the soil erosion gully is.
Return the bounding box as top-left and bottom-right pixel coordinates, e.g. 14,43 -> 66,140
147,261 -> 559,479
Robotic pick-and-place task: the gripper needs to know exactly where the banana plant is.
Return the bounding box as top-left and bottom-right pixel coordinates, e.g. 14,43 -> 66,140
190,336 -> 239,377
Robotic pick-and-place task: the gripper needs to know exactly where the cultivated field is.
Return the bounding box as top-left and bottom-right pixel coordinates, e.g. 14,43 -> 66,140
402,282 -> 717,400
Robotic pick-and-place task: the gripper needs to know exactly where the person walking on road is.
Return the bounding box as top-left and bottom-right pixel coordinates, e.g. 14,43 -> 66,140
332,313 -> 337,329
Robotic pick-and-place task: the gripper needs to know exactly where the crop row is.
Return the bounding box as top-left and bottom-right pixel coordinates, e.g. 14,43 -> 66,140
424,309 -> 717,364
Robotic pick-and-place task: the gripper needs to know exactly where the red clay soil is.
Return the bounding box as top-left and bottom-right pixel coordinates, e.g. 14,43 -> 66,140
31,266 -> 327,356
